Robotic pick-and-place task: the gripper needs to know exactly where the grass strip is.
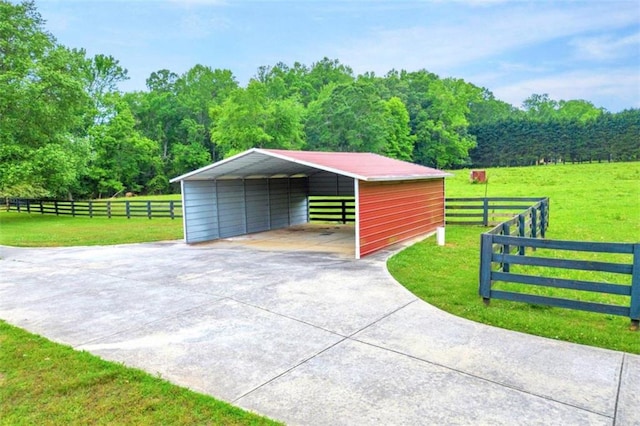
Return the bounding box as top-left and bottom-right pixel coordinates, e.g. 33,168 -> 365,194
0,212 -> 183,247
0,320 -> 280,425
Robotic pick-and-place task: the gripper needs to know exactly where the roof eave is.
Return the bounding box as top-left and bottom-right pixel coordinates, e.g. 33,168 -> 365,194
255,148 -> 367,181
364,173 -> 452,182
169,148 -> 261,183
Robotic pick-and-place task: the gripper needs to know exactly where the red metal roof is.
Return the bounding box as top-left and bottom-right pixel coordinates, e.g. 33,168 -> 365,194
171,148 -> 450,182
263,149 -> 449,181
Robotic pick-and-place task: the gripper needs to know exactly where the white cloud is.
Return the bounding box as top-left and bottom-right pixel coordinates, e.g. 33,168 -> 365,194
570,31 -> 640,61
492,67 -> 640,111
330,2 -> 638,76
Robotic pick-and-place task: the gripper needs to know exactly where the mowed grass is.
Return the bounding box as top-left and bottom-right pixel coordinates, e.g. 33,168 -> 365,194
0,198 -> 183,247
0,321 -> 280,426
388,161 -> 640,354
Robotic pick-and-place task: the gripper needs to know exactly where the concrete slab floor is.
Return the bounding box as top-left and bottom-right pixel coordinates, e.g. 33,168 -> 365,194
0,241 -> 638,426
206,223 -> 356,257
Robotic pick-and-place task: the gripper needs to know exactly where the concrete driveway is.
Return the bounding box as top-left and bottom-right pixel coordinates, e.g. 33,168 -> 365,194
0,240 -> 638,425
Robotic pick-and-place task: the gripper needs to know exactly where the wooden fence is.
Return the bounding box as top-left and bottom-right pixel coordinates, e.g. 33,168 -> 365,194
445,197 -> 549,226
7,198 -> 182,219
478,198 -> 639,328
308,197 -> 355,224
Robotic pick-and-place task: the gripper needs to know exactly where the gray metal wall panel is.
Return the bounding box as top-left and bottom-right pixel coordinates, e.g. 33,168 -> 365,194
338,175 -> 355,195
245,179 -> 270,233
269,179 -> 289,229
183,176 -> 314,244
289,178 -> 308,225
183,180 -> 218,243
217,180 -> 246,238
308,172 -> 355,196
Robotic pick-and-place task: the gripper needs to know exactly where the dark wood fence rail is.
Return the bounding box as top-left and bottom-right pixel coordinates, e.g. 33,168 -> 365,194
445,197 -> 549,226
478,198 -> 639,328
308,197 -> 355,224
7,198 -> 182,219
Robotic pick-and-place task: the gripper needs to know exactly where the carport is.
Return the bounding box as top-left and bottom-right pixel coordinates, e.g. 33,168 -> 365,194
170,149 -> 450,258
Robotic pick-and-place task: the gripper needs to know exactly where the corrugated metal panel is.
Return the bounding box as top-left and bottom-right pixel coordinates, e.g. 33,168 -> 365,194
183,180 -> 219,243
338,175 -> 355,195
309,172 -> 355,196
269,178 -> 290,229
263,149 -> 450,181
358,179 -> 445,257
289,178 -> 308,225
217,180 -> 246,238
245,179 -> 270,233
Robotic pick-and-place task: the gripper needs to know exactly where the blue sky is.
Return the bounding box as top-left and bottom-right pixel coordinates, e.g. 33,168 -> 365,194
37,0 -> 640,112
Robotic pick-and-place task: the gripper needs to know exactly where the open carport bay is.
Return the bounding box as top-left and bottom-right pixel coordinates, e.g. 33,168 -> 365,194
211,223 -> 356,257
0,242 -> 637,425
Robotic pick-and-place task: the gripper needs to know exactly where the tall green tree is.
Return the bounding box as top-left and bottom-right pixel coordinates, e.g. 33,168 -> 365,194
522,93 -> 558,121
211,81 -> 306,158
413,78 -> 479,168
0,1 -> 91,198
87,95 -> 164,197
556,99 -> 603,123
383,97 -> 415,161
305,81 -> 388,153
84,53 -> 129,124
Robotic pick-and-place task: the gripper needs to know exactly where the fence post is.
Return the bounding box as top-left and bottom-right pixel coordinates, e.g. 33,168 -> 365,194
531,207 -> 537,238
630,244 -> 640,331
126,201 -> 130,219
107,201 -> 111,219
539,201 -> 546,238
39,200 -> 43,214
54,200 -> 59,216
147,200 -> 152,219
71,200 -> 75,217
479,233 -> 493,305
502,222 -> 511,273
341,200 -> 347,224
483,198 -> 489,226
89,201 -> 93,218
170,200 -> 174,219
518,214 -> 526,255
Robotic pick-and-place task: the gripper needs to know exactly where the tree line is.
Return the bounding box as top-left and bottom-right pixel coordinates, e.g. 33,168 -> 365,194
2,1 -> 638,199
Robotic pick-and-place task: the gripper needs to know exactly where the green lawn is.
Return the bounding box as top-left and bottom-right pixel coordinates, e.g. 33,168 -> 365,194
0,210 -> 183,247
0,321 -> 280,425
389,161 -> 640,354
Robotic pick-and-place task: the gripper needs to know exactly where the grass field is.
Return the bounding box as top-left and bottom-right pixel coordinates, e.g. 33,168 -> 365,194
388,161 -> 640,354
0,213 -> 183,246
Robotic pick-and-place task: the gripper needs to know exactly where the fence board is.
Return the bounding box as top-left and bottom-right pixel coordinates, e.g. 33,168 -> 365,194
490,291 -> 630,317
492,235 -> 633,254
492,271 -> 632,296
7,198 -> 182,219
494,253 -> 633,274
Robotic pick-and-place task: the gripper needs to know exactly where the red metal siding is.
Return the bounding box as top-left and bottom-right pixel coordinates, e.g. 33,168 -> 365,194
358,179 -> 444,257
